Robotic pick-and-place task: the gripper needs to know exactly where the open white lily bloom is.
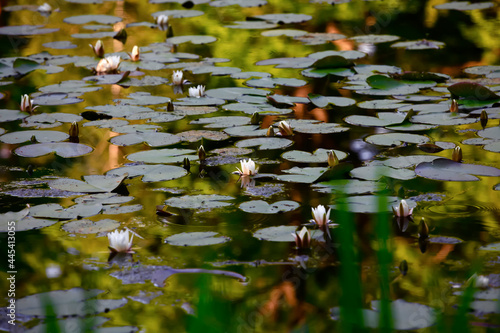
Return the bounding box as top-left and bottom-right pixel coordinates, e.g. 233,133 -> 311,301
156,15 -> 169,30
292,226 -> 311,249
392,199 -> 413,217
38,3 -> 52,13
96,55 -> 121,74
89,40 -> 104,58
277,120 -> 293,136
20,94 -> 37,114
129,45 -> 140,61
172,70 -> 184,85
189,85 -> 205,98
234,158 -> 258,176
108,229 -> 134,253
311,205 -> 331,229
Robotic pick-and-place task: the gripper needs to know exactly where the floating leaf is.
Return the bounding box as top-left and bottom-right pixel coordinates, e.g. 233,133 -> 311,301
211,0 -> 267,7
0,130 -> 68,143
253,226 -> 324,242
107,165 -> 188,182
165,232 -> 230,246
448,82 -> 499,100
253,13 -> 312,24
49,174 -> 128,193
349,34 -> 400,44
110,132 -> 181,147
127,149 -> 197,164
282,148 -> 347,163
434,1 -> 494,11
365,133 -> 429,146
167,35 -> 217,45
15,142 -> 93,158
74,193 -> 133,205
64,15 -> 122,25
245,77 -> 306,88
415,158 -> 500,181
308,94 -> 356,108
313,179 -> 385,195
391,39 -> 444,50
0,25 -> 59,36
0,208 -> 57,232
276,166 -> 326,183
239,200 -> 299,214
261,29 -> 307,37
177,130 -> 229,142
235,137 -> 293,150
0,109 -> 29,122
190,116 -> 250,128
350,165 -> 416,181
164,194 -> 234,209
29,203 -> 102,220
62,218 -> 120,234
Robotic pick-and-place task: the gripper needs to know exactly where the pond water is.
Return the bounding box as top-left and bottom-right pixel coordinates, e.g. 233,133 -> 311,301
1,0 -> 500,332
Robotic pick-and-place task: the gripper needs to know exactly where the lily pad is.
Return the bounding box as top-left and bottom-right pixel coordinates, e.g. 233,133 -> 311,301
253,13 -> 312,24
74,193 -> 133,205
165,232 -> 230,246
365,133 -> 430,146
0,130 -> 68,143
49,174 -> 128,193
253,226 -> 324,242
15,142 -> 93,158
448,82 -> 499,100
415,158 -> 500,181
64,15 -> 122,25
167,35 -> 217,45
211,0 -> 267,7
107,165 -> 188,182
344,112 -> 407,127
164,194 -> 234,209
0,109 -> 29,122
239,200 -> 300,214
110,132 -> 181,147
349,34 -> 400,44
313,179 -> 386,195
127,149 -> 197,164
235,137 -> 294,150
29,203 -> 102,220
282,148 -> 347,163
190,116 -> 250,129
245,78 -> 306,89
308,94 -> 356,108
0,25 -> 59,36
434,1 -> 494,10
62,218 -> 120,234
177,130 -> 229,142
276,166 -> 326,183
350,165 -> 416,181
0,208 -> 57,232
152,9 -> 205,18
391,39 -> 445,50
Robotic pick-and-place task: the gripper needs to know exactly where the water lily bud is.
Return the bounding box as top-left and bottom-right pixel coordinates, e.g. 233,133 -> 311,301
69,121 -> 79,138
480,109 -> 488,129
89,40 -> 104,58
167,101 -> 174,111
114,29 -> 127,43
26,165 -> 34,176
418,218 -> 429,239
450,99 -> 458,113
327,150 -> 339,167
234,158 -> 258,176
198,145 -> 206,162
277,120 -> 293,136
38,3 -> 52,13
399,259 -> 408,276
20,94 -> 37,114
266,126 -> 275,137
250,112 -> 260,125
292,226 -> 311,249
30,135 -> 37,143
129,45 -> 140,62
452,146 -> 462,162
183,157 -> 190,171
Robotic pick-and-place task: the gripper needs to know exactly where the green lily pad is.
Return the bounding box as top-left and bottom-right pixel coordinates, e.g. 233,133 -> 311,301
205,87 -> 269,100
29,203 -> 102,220
415,158 -> 500,181
177,130 -> 229,142
226,21 -> 278,29
62,218 -> 120,234
253,226 -> 324,242
0,208 -> 57,232
344,112 -> 407,127
49,174 -> 128,193
382,155 -> 440,168
167,35 -> 217,45
239,200 -> 300,214
365,133 -> 429,146
350,165 -> 416,181
15,142 -> 92,158
313,179 -> 385,195
261,29 -> 307,37
164,194 -> 234,209
246,78 -> 307,89
0,130 -> 68,143
64,15 -> 122,25
165,231 -> 230,246
434,1 -> 494,10
16,288 -> 127,317
0,109 -> 29,122
289,120 -> 349,134
357,99 -> 411,110
276,166 -> 326,183
349,34 -> 400,44
107,165 -> 188,182
127,149 -> 197,164
190,116 -> 250,128
223,125 -> 268,137
253,13 -> 312,24
448,82 -> 499,100
308,94 -> 356,108
235,137 -> 294,150
282,148 -> 347,163
110,132 -> 181,147
22,112 -> 82,128
391,39 -> 445,50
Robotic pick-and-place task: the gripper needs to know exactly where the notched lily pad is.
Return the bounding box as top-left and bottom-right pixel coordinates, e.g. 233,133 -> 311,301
239,200 -> 299,214
415,158 -> 500,181
15,142 -> 92,158
0,130 -> 69,144
165,232 -> 230,246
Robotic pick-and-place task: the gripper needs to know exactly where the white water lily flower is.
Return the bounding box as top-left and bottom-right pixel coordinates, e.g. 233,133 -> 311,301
392,199 -> 413,217
277,120 -> 293,136
234,158 -> 258,176
108,229 -> 134,253
96,55 -> 121,74
89,40 -> 104,58
172,70 -> 184,85
475,275 -> 489,289
129,45 -> 140,61
156,15 -> 169,30
292,226 -> 311,249
38,3 -> 52,13
20,94 -> 37,114
189,85 -> 205,98
311,205 -> 331,230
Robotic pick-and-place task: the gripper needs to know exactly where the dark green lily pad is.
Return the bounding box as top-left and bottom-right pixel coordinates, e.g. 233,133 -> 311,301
62,218 -> 120,234
294,32 -> 346,45
276,166 -> 326,183
190,116 -> 250,128
164,194 -> 234,209
416,158 -> 500,181
211,0 -> 267,7
177,130 -> 229,142
0,208 -> 57,232
282,148 -> 347,163
167,35 -> 217,45
127,149 -> 197,164
0,130 -> 68,143
246,78 -> 306,89
235,137 -> 293,150
111,132 -> 181,147
254,13 -> 312,24
391,40 -> 445,50
0,25 -> 59,36
308,94 -> 356,108
107,165 -> 188,182
434,1 -> 494,10
313,179 -> 385,195
261,29 -> 307,37
29,203 -> 102,220
350,165 -> 416,181
365,133 -> 429,146
165,232 -> 230,246
253,226 -> 324,242
49,174 -> 128,193
331,195 -> 404,213
239,200 -> 299,214
448,82 -> 499,100
15,142 -> 92,158
16,288 -> 127,317
64,15 -> 122,25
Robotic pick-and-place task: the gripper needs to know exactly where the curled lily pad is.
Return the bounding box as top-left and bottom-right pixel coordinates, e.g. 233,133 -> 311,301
235,137 -> 293,150
15,142 -> 92,158
253,226 -> 324,242
0,130 -> 68,143
164,194 -> 234,209
415,158 -> 500,181
239,200 -> 299,214
62,218 -> 120,234
107,165 -> 188,182
49,174 -> 128,193
282,148 -> 347,163
165,232 -> 230,246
